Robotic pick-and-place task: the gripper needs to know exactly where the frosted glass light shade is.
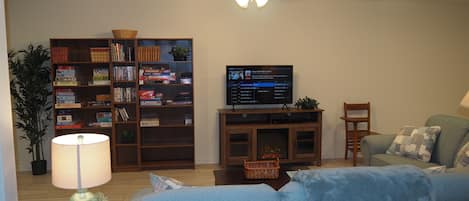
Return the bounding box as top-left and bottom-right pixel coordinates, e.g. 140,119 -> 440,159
255,0 -> 269,7
52,133 -> 111,189
236,0 -> 249,8
461,91 -> 469,109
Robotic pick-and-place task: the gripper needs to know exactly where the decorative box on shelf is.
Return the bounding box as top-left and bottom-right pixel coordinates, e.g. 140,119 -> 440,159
243,158 -> 280,179
51,47 -> 69,63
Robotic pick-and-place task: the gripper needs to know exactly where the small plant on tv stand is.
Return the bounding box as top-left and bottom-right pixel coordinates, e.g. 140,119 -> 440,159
295,96 -> 319,109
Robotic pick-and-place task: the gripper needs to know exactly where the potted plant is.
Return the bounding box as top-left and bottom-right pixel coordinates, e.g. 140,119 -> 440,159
168,46 -> 189,61
294,96 -> 319,110
9,44 -> 52,175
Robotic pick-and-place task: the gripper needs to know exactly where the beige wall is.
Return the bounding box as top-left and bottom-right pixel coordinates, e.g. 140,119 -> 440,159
7,0 -> 469,171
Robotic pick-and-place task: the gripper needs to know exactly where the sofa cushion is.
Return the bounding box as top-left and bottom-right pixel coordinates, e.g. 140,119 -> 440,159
425,115 -> 469,167
138,184 -> 279,201
292,165 -> 435,201
371,154 -> 440,168
386,126 -> 441,162
454,142 -> 469,168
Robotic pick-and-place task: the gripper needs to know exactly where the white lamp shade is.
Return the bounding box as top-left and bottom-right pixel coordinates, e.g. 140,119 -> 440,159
236,0 -> 249,8
461,91 -> 469,109
255,0 -> 269,7
52,134 -> 111,189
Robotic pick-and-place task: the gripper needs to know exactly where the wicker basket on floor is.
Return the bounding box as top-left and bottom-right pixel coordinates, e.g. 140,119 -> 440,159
244,158 -> 280,179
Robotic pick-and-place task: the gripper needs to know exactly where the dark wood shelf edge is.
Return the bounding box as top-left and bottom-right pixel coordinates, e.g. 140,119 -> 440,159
116,144 -> 138,147
55,127 -> 112,130
141,160 -> 194,169
141,144 -> 194,149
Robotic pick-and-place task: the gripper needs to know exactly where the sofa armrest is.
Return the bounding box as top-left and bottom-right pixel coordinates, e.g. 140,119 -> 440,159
360,134 -> 396,166
430,172 -> 469,201
446,167 -> 469,175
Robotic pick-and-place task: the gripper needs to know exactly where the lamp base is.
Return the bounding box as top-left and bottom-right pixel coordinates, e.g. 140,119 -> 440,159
70,189 -> 96,201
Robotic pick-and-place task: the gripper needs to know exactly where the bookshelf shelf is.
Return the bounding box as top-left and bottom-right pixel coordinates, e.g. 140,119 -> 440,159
116,144 -> 138,147
140,124 -> 193,128
141,144 -> 194,149
114,121 -> 138,125
53,84 -> 110,88
55,126 -> 112,131
114,80 -> 136,83
139,61 -> 193,64
140,104 -> 193,109
139,83 -> 192,87
53,61 -> 109,65
51,38 -> 194,172
81,106 -> 112,110
114,102 -> 137,105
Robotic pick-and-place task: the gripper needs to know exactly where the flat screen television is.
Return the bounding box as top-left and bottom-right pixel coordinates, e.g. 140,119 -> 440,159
226,65 -> 293,105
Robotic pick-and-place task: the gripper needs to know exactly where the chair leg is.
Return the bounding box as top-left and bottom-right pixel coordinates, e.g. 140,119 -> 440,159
344,136 -> 348,160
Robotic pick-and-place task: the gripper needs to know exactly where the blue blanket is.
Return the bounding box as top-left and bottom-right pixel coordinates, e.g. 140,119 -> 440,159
292,165 -> 434,201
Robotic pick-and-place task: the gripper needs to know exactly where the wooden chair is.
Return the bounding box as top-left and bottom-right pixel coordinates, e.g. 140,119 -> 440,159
340,102 -> 377,166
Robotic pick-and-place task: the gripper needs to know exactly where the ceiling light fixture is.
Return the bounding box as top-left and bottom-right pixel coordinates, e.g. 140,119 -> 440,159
236,0 -> 269,8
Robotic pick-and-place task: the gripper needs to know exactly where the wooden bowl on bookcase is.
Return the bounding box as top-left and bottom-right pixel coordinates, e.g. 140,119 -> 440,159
112,29 -> 138,39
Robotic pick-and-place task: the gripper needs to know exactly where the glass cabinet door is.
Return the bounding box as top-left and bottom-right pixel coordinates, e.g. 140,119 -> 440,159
293,127 -> 318,158
226,129 -> 253,163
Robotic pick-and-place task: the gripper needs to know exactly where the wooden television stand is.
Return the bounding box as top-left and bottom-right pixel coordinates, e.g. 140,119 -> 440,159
218,108 -> 323,167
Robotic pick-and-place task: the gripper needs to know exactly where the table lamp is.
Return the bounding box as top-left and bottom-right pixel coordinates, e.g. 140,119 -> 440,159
460,90 -> 469,109
52,133 -> 111,201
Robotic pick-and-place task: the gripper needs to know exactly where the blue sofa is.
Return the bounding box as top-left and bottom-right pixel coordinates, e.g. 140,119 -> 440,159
131,165 -> 469,201
361,114 -> 469,173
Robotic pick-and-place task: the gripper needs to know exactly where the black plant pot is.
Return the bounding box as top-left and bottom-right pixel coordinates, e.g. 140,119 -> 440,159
173,56 -> 187,61
31,160 -> 47,175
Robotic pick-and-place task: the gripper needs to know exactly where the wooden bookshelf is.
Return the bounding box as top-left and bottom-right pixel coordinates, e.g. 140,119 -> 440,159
51,38 -> 194,171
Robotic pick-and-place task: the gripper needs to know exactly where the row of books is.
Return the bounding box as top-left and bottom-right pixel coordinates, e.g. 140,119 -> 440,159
54,66 -> 111,86
138,65 -> 176,85
114,66 -> 136,81
114,87 -> 136,103
140,113 -> 160,127
115,107 -> 130,121
139,90 -> 163,106
137,46 -> 160,62
56,110 -> 81,129
56,89 -> 78,106
90,68 -> 110,86
56,111 -> 113,129
111,43 -> 133,62
54,65 -> 78,86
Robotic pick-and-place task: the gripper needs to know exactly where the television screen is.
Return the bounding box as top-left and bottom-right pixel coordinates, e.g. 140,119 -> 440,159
226,65 -> 293,105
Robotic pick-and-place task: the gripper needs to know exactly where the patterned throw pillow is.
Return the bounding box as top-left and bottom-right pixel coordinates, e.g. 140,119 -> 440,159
454,142 -> 469,168
386,126 -> 416,155
386,126 -> 441,162
149,173 -> 186,192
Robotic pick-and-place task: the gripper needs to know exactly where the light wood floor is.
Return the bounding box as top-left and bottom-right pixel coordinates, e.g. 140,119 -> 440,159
17,159 -> 358,201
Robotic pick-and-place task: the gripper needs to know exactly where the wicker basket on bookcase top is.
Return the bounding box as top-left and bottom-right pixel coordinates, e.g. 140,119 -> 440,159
244,158 -> 280,179
112,29 -> 138,39
90,47 -> 110,62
